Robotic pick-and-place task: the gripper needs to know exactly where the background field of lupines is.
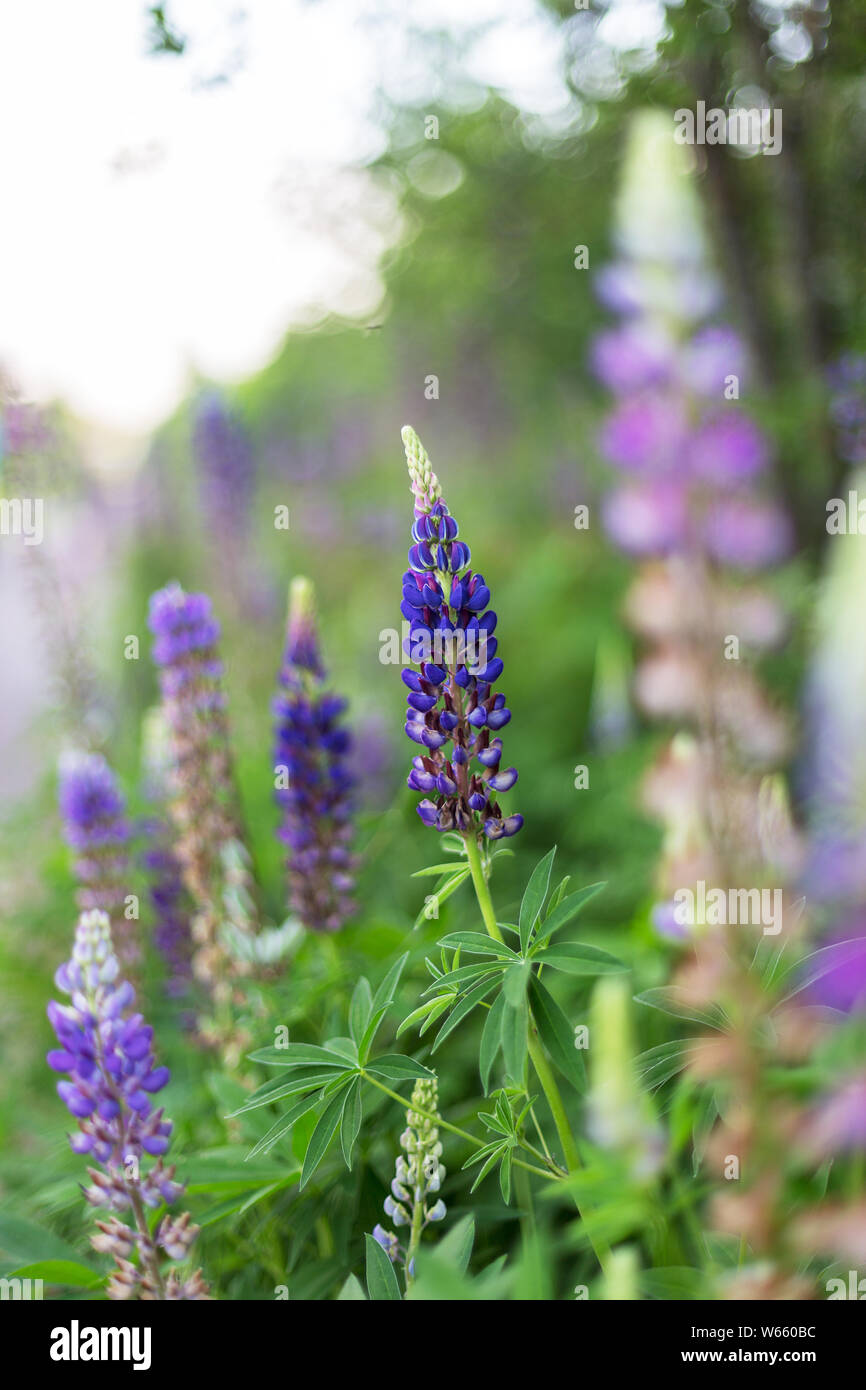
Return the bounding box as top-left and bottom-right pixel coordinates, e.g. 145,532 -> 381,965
1,1 -> 866,1302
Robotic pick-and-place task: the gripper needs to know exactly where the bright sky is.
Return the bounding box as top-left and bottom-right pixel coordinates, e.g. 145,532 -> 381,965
0,0 -> 574,432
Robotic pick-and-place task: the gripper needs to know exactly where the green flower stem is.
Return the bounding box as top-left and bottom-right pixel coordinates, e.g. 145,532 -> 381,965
404,1197 -> 425,1292
463,833 -> 612,1273
360,1071 -> 552,1181
464,835 -> 503,941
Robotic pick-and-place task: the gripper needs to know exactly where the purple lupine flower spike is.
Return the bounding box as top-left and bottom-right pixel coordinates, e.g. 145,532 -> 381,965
141,820 -> 194,998
400,427 -> 522,842
58,751 -> 137,970
139,708 -> 194,999
273,577 -> 356,932
193,390 -> 256,542
47,909 -> 209,1299
148,582 -> 254,1020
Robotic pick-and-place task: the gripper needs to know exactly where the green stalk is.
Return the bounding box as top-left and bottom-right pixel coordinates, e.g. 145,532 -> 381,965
463,833 -> 611,1273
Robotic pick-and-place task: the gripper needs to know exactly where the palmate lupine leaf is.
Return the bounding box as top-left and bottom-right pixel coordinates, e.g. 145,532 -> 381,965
242,953 -> 431,1174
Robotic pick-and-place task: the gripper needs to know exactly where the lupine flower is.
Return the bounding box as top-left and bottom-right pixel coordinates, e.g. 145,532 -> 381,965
148,582 -> 251,1010
139,707 -> 193,999
826,354 -> 866,465
807,1075 -> 866,1157
141,819 -> 194,998
593,113 -> 793,941
47,910 -> 209,1300
58,752 -> 137,970
400,426 -> 522,842
372,1075 -> 446,1285
272,576 -> 355,932
193,391 -> 256,541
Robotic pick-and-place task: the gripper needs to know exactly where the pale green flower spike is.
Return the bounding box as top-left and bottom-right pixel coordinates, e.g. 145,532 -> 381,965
376,1073 -> 447,1289
401,424 -> 442,515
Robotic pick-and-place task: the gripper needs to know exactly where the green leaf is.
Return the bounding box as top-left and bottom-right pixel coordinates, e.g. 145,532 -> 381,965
365,1054 -> 435,1082
5,1260 -> 103,1289
227,1069 -> 342,1117
357,1007 -> 390,1065
536,942 -> 625,976
411,862 -> 469,877
300,1084 -> 353,1188
533,883 -> 606,948
413,869 -> 471,927
247,1043 -> 354,1070
503,960 -> 530,1005
519,846 -> 557,953
247,1091 -> 324,1160
422,962 -> 504,994
337,1273 -> 367,1301
397,995 -> 456,1039
468,1143 -> 507,1191
365,1233 -> 402,1301
479,990 -> 505,1093
432,976 -> 500,1054
501,991 -> 528,1083
0,1213 -> 88,1268
371,952 -> 410,1014
434,1215 -> 475,1274
499,1147 -> 513,1205
529,976 -> 586,1093
340,1077 -> 363,1169
636,1040 -> 705,1092
634,988 -> 727,1030
436,932 -> 518,959
349,978 -> 374,1046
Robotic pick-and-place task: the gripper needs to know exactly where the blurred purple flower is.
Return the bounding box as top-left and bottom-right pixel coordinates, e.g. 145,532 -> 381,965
193,391 -> 256,539
703,498 -> 791,570
602,481 -> 688,557
58,752 -> 136,969
600,394 -> 687,474
687,412 -> 768,487
591,323 -> 673,395
273,578 -> 356,932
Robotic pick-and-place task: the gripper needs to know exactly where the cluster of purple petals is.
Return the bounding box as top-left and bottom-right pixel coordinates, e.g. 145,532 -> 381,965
402,500 -> 522,840
593,268 -> 790,570
58,752 -> 132,921
148,584 -> 226,711
140,817 -> 193,997
193,392 -> 256,536
273,615 -> 356,932
826,354 -> 866,465
47,910 -> 182,1210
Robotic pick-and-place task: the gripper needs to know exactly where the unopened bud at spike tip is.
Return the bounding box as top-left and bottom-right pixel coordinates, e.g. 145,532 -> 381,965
402,424 -> 442,517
